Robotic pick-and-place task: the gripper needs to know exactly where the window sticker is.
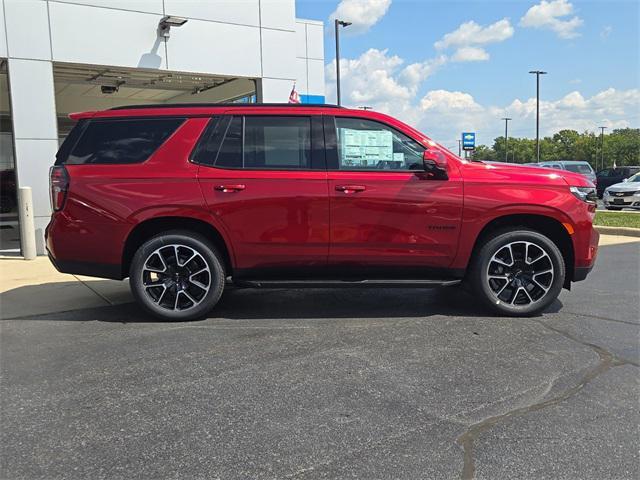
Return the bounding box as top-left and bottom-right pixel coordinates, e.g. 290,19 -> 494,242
340,129 -> 393,167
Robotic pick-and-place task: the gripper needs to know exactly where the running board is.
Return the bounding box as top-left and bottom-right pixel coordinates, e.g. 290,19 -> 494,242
233,279 -> 462,289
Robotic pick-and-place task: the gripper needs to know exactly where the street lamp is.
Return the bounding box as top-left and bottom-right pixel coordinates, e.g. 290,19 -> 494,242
334,19 -> 352,106
599,126 -> 607,171
529,70 -> 547,162
502,117 -> 512,162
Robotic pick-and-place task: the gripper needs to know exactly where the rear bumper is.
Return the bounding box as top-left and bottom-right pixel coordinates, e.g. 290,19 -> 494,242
47,251 -> 123,280
46,216 -> 124,280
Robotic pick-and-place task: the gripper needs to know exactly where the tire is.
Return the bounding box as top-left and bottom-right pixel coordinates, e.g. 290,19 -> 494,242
605,206 -> 622,211
468,229 -> 565,317
129,231 -> 225,321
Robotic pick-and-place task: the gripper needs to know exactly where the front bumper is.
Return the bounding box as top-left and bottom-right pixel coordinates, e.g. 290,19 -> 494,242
603,193 -> 640,209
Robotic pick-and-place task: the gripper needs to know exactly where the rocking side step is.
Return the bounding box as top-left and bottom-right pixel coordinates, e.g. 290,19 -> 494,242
233,279 -> 462,289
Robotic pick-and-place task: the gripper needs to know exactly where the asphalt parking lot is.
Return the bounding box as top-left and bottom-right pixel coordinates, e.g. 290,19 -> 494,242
1,239 -> 639,480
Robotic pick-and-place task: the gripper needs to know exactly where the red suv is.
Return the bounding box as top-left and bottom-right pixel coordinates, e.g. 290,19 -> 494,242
46,104 -> 599,320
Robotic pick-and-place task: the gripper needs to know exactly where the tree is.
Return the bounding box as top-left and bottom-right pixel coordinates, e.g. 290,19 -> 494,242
471,128 -> 639,167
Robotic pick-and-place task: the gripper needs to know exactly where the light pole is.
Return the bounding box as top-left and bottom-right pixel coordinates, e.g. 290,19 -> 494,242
599,126 -> 607,170
502,117 -> 511,162
529,70 -> 547,162
334,19 -> 352,106
457,139 -> 462,157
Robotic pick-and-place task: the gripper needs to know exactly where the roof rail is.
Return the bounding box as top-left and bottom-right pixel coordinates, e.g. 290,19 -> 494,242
109,103 -> 343,111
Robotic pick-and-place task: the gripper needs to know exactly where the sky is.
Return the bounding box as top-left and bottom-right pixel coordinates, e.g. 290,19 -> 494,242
296,0 -> 640,150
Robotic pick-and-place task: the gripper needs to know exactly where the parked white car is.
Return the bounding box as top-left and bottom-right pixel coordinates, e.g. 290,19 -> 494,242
603,172 -> 640,210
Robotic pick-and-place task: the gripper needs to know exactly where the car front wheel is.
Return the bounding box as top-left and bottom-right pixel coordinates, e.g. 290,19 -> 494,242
129,231 -> 225,321
469,229 -> 565,316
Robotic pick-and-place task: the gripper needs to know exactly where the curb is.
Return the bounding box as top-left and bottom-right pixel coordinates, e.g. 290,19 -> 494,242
595,225 -> 640,237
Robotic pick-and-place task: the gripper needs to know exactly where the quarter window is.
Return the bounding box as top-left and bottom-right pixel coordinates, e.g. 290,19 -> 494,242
65,118 -> 184,165
335,117 -> 425,171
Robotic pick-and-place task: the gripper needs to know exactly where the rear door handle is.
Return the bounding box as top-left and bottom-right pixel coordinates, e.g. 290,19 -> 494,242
214,184 -> 245,193
335,185 -> 366,193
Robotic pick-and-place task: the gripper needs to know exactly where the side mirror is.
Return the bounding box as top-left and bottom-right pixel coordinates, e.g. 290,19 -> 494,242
422,149 -> 448,180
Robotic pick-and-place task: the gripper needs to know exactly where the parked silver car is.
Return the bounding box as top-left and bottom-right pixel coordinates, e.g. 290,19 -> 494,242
603,172 -> 640,210
537,161 -> 597,185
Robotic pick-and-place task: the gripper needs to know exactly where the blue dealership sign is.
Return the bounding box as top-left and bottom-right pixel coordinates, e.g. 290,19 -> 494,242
462,132 -> 475,150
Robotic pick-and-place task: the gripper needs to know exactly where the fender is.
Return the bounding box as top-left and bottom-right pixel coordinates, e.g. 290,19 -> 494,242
451,202 -> 576,271
124,205 -> 237,268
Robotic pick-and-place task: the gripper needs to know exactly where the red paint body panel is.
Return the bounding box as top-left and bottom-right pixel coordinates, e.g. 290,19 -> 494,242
197,167 -> 330,270
47,105 -> 599,283
327,169 -> 463,268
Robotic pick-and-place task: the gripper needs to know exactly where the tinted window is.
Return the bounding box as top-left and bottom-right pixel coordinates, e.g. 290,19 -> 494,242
65,118 -> 184,165
191,116 -> 227,166
335,117 -> 424,170
564,164 -> 593,174
213,116 -> 311,170
244,116 -> 311,169
55,120 -> 86,165
215,116 -> 243,168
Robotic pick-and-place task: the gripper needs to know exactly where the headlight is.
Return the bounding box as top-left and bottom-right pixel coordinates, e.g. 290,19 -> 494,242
604,188 -> 610,196
634,191 -> 640,197
570,186 -> 597,204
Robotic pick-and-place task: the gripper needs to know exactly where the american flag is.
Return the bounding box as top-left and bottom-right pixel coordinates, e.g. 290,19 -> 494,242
288,83 -> 301,104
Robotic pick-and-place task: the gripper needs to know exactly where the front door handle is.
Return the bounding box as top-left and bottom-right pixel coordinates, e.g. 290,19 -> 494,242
214,184 -> 246,193
335,185 -> 366,194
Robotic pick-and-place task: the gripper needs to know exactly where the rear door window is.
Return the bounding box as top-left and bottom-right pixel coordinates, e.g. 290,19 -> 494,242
63,118 -> 184,165
202,115 -> 314,170
243,116 -> 311,169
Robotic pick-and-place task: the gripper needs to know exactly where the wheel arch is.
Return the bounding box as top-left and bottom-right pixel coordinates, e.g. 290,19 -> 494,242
122,216 -> 234,279
469,213 -> 575,287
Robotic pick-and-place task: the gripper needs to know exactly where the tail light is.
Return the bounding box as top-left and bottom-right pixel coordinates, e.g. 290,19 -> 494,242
50,166 -> 69,211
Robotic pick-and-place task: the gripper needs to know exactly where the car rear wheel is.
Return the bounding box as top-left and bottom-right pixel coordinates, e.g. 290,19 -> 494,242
469,229 -> 565,316
129,231 -> 225,321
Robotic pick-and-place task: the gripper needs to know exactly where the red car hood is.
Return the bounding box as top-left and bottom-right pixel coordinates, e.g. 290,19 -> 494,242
459,161 -> 594,188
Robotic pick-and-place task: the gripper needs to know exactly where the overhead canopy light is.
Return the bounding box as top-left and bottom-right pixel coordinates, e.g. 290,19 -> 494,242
158,16 -> 188,38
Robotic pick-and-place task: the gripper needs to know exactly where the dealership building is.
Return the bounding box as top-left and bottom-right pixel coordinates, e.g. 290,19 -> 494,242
0,0 -> 325,254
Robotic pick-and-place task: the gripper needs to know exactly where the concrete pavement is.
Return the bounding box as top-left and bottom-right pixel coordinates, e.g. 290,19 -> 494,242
0,236 -> 638,479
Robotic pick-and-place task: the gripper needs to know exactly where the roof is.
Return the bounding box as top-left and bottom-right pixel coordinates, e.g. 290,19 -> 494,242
109,103 -> 343,111
69,103 -> 349,120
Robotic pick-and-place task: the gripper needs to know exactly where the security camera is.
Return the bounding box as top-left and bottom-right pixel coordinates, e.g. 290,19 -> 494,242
101,85 -> 118,94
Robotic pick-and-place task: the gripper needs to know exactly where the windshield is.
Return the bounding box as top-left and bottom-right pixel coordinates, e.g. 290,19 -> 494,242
627,172 -> 640,182
564,163 -> 593,174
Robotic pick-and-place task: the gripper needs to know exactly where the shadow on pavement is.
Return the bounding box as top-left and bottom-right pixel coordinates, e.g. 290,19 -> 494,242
2,283 -> 563,323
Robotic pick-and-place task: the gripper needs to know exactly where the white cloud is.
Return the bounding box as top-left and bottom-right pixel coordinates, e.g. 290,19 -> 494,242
452,46 -> 490,62
520,0 -> 583,39
329,0 -> 391,35
420,90 -> 484,112
414,87 -> 639,149
434,18 -> 514,62
435,18 -> 514,49
325,49 -> 638,147
600,25 -> 612,39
